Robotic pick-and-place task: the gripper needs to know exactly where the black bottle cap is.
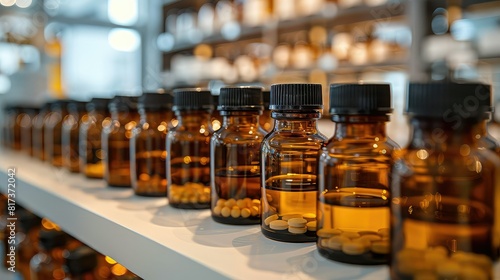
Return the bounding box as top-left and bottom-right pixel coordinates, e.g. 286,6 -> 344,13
67,101 -> 87,113
38,229 -> 67,251
329,84 -> 392,115
407,82 -> 491,118
87,98 -> 110,112
17,210 -> 41,233
138,92 -> 173,110
218,87 -> 263,111
172,88 -> 214,111
64,246 -> 98,276
269,84 -> 323,110
109,95 -> 139,112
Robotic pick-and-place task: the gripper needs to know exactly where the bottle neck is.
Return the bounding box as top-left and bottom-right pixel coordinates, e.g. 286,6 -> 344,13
176,110 -> 212,128
272,110 -> 321,133
332,115 -> 388,139
139,109 -> 173,126
222,111 -> 261,127
409,117 -> 483,149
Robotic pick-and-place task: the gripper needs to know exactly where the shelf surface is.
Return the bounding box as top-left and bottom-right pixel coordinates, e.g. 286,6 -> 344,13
0,150 -> 499,279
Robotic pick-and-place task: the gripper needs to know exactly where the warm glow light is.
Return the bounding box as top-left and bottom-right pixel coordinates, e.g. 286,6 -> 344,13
108,28 -> 140,52
108,0 -> 138,26
16,0 -> 32,8
105,256 -> 117,264
0,0 -> 15,7
111,264 -> 128,276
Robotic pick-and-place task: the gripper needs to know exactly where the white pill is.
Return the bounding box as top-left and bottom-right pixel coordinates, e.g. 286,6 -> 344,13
221,207 -> 231,217
213,206 -> 222,215
240,208 -> 251,218
216,198 -> 226,207
378,228 -> 389,237
225,198 -> 236,207
231,207 -> 241,218
287,218 -> 307,227
302,213 -> 316,222
358,234 -> 381,243
370,241 -> 390,254
252,199 -> 260,207
288,226 -> 307,234
306,221 -> 317,231
319,238 -> 329,248
282,214 -> 302,221
250,206 -> 259,216
436,260 -> 460,278
317,228 -> 342,238
236,199 -> 247,209
340,231 -> 360,239
342,241 -> 367,255
264,214 -> 278,225
327,236 -> 350,250
351,237 -> 370,248
270,220 -> 288,230
243,198 -> 252,208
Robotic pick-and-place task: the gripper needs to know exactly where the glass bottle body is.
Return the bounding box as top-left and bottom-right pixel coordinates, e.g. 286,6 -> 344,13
390,118 -> 500,280
130,110 -> 172,196
44,107 -> 68,167
103,110 -> 139,187
62,110 -> 86,173
80,109 -> 111,179
261,111 -> 327,242
33,108 -> 50,161
317,115 -> 397,264
30,248 -> 66,280
20,108 -> 38,156
167,110 -> 213,209
211,112 -> 266,224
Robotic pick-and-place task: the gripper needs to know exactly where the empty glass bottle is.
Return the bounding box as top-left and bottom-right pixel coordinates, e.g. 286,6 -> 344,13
317,84 -> 398,264
167,88 -> 213,209
79,98 -> 111,179
390,83 -> 500,280
261,83 -> 327,242
130,92 -> 173,197
210,87 -> 266,225
103,96 -> 140,188
62,101 -> 87,173
44,100 -> 69,167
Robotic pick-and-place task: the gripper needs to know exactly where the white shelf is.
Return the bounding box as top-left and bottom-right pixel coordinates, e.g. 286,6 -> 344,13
0,150 -> 498,279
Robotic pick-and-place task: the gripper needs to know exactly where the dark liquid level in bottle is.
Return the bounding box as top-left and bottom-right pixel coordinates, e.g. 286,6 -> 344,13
392,173 -> 495,279
262,175 -> 317,242
134,150 -> 166,196
107,140 -> 131,187
317,189 -> 389,265
212,167 -> 261,225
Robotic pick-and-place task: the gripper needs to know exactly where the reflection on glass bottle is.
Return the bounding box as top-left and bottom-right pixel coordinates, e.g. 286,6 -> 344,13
390,83 -> 500,280
62,101 -> 87,173
44,100 -> 69,167
317,84 -> 398,264
261,83 -> 327,242
167,88 -> 213,209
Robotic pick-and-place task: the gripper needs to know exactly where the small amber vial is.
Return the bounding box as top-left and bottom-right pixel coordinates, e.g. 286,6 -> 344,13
211,94 -> 223,132
4,105 -> 21,150
63,246 -> 98,280
62,101 -> 87,173
17,210 -> 42,280
167,88 -> 213,209
80,98 -> 111,179
30,229 -> 68,280
261,83 -> 327,242
32,102 -> 52,161
44,100 -> 69,167
210,87 -> 266,225
390,83 -> 500,279
259,89 -> 273,132
317,84 -> 398,264
20,105 -> 40,156
103,95 -> 140,188
130,92 -> 173,197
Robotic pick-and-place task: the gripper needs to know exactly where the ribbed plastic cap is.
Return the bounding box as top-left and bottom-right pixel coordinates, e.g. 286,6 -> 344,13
138,92 -> 173,110
172,88 -> 214,111
38,229 -> 67,251
218,87 -> 263,111
109,95 -> 139,112
64,246 -> 98,276
269,84 -> 323,110
87,98 -> 110,112
407,82 -> 491,118
329,84 -> 392,115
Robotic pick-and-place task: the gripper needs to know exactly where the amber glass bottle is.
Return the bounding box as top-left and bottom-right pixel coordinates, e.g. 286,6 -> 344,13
33,102 -> 52,161
317,84 -> 397,264
167,88 -> 213,209
63,246 -> 98,280
20,105 -> 40,156
17,211 -> 42,280
44,100 -> 69,167
62,101 -> 87,173
30,229 -> 68,280
210,87 -> 266,225
259,89 -> 273,132
261,83 -> 327,242
130,92 -> 173,197
4,105 -> 21,150
103,96 -> 140,188
211,94 -> 222,132
390,83 -> 500,280
80,98 -> 111,179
